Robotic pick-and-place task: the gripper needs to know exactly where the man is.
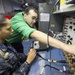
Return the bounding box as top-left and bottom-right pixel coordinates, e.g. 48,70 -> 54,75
7,6 -> 38,53
8,6 -> 75,55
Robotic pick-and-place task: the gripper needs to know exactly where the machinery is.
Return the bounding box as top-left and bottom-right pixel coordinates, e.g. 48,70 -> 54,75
0,0 -> 75,75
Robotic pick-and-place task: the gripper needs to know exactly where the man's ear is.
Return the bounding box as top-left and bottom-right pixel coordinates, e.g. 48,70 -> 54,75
24,14 -> 27,17
24,14 -> 27,20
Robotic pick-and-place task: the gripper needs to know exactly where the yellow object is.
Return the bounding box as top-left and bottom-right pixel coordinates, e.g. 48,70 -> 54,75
22,36 -> 25,40
0,50 -> 9,59
60,0 -> 65,4
22,36 -> 29,42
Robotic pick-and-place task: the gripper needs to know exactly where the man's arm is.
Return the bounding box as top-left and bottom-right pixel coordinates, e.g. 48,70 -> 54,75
30,30 -> 75,55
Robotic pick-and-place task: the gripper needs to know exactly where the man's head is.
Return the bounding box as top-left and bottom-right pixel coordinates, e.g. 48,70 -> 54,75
0,14 -> 13,42
23,6 -> 38,27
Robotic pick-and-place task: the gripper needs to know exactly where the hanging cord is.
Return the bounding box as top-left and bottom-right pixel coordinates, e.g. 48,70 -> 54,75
40,64 -> 74,75
47,0 -> 60,45
46,1 -> 60,75
47,0 -> 60,53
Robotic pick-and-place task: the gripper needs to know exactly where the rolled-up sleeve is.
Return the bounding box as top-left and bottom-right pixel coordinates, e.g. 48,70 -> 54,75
11,15 -> 36,39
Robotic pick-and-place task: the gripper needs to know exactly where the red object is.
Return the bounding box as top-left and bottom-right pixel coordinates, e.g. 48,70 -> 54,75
5,15 -> 12,19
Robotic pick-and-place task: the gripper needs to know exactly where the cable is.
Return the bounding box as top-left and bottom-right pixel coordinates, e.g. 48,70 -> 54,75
37,53 -> 74,74
47,0 -> 60,46
37,53 -> 67,63
40,64 -> 74,75
46,1 -> 60,75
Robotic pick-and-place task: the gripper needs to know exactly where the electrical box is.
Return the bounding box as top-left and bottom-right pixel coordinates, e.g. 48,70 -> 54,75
38,3 -> 51,33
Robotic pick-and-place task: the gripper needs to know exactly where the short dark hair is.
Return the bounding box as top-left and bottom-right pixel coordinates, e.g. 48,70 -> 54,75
0,14 -> 7,28
24,6 -> 38,15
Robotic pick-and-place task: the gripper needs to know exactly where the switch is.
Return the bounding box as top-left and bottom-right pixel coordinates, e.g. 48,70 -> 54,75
69,26 -> 72,29
73,29 -> 75,31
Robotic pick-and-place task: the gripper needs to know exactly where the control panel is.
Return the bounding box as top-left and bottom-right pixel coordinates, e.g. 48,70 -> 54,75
63,17 -> 75,44
63,16 -> 75,74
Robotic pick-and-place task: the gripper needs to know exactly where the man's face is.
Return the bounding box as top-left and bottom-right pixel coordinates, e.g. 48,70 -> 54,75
0,19 -> 13,40
24,9 -> 38,27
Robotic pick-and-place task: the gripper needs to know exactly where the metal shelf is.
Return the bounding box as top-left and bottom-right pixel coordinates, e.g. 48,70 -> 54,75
53,4 -> 75,14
